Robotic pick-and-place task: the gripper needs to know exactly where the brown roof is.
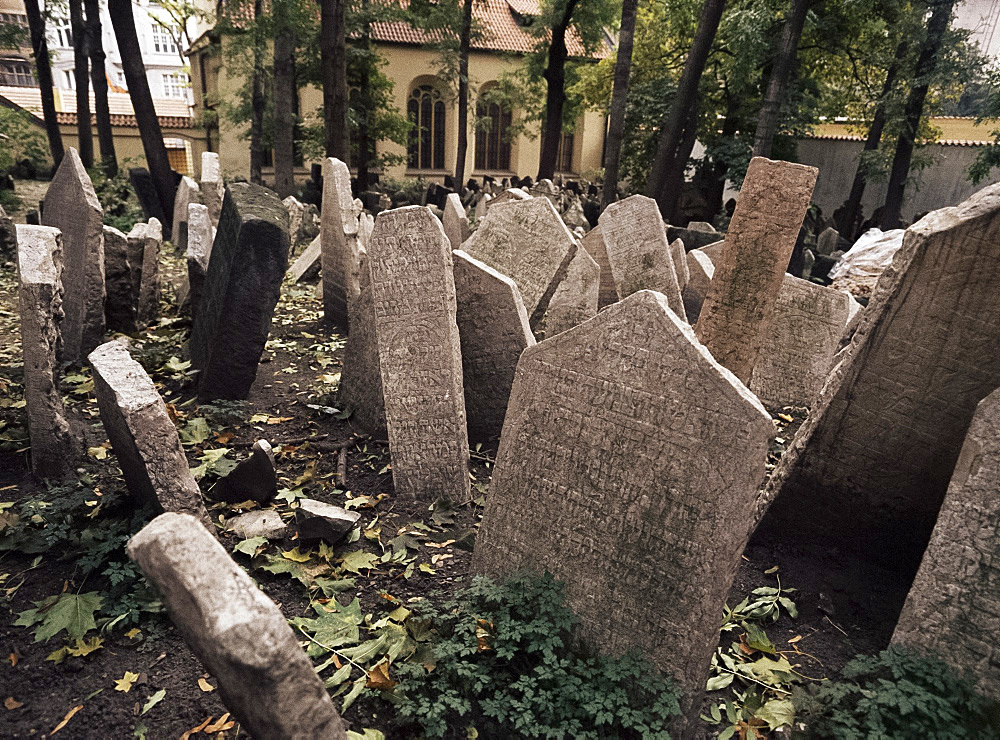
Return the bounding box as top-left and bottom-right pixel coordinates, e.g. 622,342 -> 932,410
56,111 -> 194,129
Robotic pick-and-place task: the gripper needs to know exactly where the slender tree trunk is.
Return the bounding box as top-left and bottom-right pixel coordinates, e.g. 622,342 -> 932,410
272,3 -> 296,197
108,0 -> 176,222
838,41 -> 906,240
645,0 -> 726,217
537,0 -> 579,181
24,0 -> 64,167
600,0 -> 637,211
752,0 -> 811,157
454,0 -> 473,185
321,0 -> 350,160
69,0 -> 93,168
355,0 -> 373,189
660,104 -> 700,223
249,0 -> 266,185
85,0 -> 117,176
881,0 -> 955,229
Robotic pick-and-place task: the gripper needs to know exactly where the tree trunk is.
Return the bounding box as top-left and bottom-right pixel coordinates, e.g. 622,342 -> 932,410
108,0 -> 176,223
454,0 -> 474,185
24,0 -> 64,168
69,0 -> 93,168
272,5 -> 296,197
85,0 -> 117,176
600,0 -> 637,211
881,0 -> 955,230
249,0 -> 266,185
645,0 -> 726,217
537,0 -> 579,181
321,0 -> 350,160
752,0 -> 811,158
837,41 -> 907,240
355,0 -> 373,190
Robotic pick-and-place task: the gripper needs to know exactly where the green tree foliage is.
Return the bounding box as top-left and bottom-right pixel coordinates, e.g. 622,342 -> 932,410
0,107 -> 49,175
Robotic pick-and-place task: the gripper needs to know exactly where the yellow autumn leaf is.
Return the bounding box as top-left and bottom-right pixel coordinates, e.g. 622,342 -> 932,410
51,704 -> 83,734
114,671 -> 140,693
87,446 -> 108,460
282,547 -> 312,562
4,696 -> 23,710
125,628 -> 141,639
197,678 -> 215,693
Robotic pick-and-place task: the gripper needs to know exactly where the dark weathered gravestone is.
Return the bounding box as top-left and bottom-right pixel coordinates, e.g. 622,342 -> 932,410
190,182 -> 290,401
128,167 -> 167,225
320,157 -> 360,328
755,183 -> 1000,569
891,387 -> 1000,699
453,249 -> 535,440
369,206 -> 470,502
0,204 -> 15,261
103,226 -> 137,333
185,203 -> 213,321
473,290 -> 773,729
128,513 -> 347,738
667,225 -> 722,251
137,218 -> 162,325
171,176 -> 200,249
338,254 -> 386,436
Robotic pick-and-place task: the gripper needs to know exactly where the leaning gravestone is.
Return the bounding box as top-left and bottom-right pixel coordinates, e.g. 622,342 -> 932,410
288,235 -> 321,283
201,152 -> 225,228
190,182 -> 290,401
462,197 -> 576,324
320,157 -> 361,328
697,240 -> 725,264
137,218 -> 162,325
755,183 -> 1000,570
103,226 -> 137,333
695,157 -> 817,384
185,203 -> 213,320
599,194 -> 686,321
283,195 -> 305,246
17,225 -> 74,478
670,238 -> 688,291
748,276 -> 854,407
542,245 -> 600,336
369,207 -> 470,501
128,513 -> 347,738
338,253 -> 386,436
171,176 -> 200,249
89,340 -> 211,527
579,225 -> 618,309
683,249 -> 715,324
486,187 -> 531,210
473,290 -> 773,729
42,147 -> 105,362
453,249 -> 535,439
443,192 -> 471,250
891,387 -> 1000,699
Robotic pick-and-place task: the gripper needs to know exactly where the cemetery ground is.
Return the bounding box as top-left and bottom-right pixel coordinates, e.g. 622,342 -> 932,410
0,235 -> 974,739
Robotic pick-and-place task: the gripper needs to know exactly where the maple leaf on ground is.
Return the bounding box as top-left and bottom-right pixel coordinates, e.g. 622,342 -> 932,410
15,592 -> 103,642
115,671 -> 140,693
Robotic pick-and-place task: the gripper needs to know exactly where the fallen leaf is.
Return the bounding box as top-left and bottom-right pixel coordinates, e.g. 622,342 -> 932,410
197,678 -> 215,693
141,688 -> 165,715
8,652 -> 17,667
115,671 -> 140,693
366,660 -> 397,691
282,547 -> 313,563
125,628 -> 141,639
266,416 -> 294,424
87,446 -> 108,460
204,713 -> 235,732
787,635 -> 802,644
179,716 -> 213,740
215,431 -> 235,444
51,704 -> 83,734
5,697 -> 23,710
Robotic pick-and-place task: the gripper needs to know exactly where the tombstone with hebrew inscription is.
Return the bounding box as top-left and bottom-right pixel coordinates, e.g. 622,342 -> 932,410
338,254 -> 386,436
320,157 -> 361,328
369,207 -> 470,502
579,225 -> 618,309
473,290 -> 773,727
542,246 -> 599,336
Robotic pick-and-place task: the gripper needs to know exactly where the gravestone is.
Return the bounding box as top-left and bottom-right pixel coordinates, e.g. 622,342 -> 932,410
185,203 -> 213,321
320,157 -> 360,328
338,253 -> 386,435
103,226 -> 137,333
137,218 -> 162,325
171,176 -> 200,249
369,207 -> 469,501
697,240 -> 725,264
128,167 -> 167,225
749,276 -> 854,407
0,204 -> 15,261
816,226 -> 848,256
190,182 -> 290,401
688,220 -> 717,233
283,195 -> 305,245
453,249 -> 535,440
579,225 -> 618,309
42,147 -> 105,362
543,245 -> 599,336
695,157 -> 817,384
443,192 -> 471,250
667,225 -> 721,251
599,194 -> 686,321
473,290 -> 773,728
683,249 -> 715,324
201,152 -> 225,227
474,193 -> 491,222
128,513 -> 347,738
487,187 -> 531,209
17,225 -> 74,478
891,388 -> 1000,699
670,238 -> 688,291
462,197 -> 576,322
755,183 -> 1000,570
89,340 -> 211,526
288,235 -> 321,282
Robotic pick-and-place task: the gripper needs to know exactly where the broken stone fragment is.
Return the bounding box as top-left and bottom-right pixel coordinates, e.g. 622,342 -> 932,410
226,509 -> 287,540
209,440 -> 277,504
296,498 -> 360,544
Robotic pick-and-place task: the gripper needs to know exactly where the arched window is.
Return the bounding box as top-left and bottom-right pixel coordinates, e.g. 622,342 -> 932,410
408,85 -> 446,170
475,99 -> 512,171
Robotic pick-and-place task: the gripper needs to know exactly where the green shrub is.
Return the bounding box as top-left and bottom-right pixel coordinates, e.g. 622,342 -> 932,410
0,106 -> 49,175
93,166 -> 144,234
794,647 -> 1000,739
393,573 -> 681,739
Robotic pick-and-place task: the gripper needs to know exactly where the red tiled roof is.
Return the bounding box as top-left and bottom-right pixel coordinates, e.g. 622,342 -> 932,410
371,0 -> 607,58
55,111 -> 194,129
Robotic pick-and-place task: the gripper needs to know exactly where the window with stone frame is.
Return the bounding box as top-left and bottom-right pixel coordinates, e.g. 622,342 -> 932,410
151,22 -> 178,54
161,71 -> 188,98
407,84 -> 446,170
52,18 -> 72,48
475,99 -> 512,172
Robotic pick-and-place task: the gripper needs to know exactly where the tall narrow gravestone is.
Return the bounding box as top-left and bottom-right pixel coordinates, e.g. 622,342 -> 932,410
338,254 -> 386,436
682,249 -> 715,324
42,147 -> 105,362
137,218 -> 162,325
369,207 -> 470,501
190,183 -> 290,401
89,340 -> 211,527
17,225 -> 74,478
201,151 -> 224,228
185,203 -> 213,321
473,290 -> 773,726
462,197 -> 576,324
320,157 -> 360,328
103,226 -> 137,333
891,388 -> 1000,699
694,157 -> 817,384
443,192 -> 471,250
598,195 -> 686,321
579,225 -> 618,309
171,175 -> 200,248
749,276 -> 854,408
453,250 -> 535,440
755,184 -> 1000,569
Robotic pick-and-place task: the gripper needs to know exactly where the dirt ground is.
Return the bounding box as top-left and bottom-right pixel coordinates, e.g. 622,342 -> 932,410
0,200 -> 915,739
